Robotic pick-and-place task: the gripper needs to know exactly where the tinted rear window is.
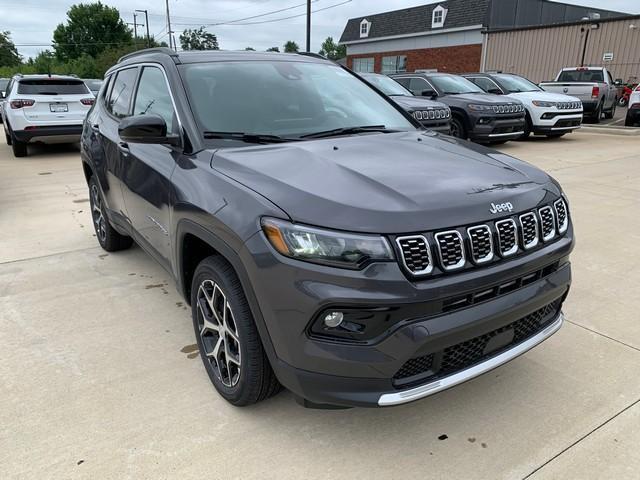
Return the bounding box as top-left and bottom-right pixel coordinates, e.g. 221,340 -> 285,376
557,70 -> 604,83
17,80 -> 89,95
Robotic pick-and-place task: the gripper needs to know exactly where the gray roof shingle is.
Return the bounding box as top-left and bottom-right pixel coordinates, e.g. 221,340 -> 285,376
339,0 -> 490,43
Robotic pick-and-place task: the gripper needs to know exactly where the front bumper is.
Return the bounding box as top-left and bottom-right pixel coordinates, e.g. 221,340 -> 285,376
13,124 -> 83,143
468,114 -> 525,142
240,226 -> 574,407
625,107 -> 640,126
531,110 -> 583,134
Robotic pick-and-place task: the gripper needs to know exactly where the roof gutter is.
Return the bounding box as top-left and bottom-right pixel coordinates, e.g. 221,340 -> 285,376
340,24 -> 484,45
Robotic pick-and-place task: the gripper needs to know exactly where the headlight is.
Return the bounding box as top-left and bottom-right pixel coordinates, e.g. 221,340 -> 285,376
261,218 -> 394,269
468,104 -> 496,112
532,100 -> 557,107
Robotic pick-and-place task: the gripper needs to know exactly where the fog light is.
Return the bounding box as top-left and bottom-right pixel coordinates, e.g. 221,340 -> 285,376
323,311 -> 344,328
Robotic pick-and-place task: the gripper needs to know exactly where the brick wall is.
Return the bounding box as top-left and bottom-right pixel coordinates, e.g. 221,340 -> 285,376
347,44 -> 482,74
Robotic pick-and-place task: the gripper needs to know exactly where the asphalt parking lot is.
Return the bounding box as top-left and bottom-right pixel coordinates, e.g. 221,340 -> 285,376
1,133 -> 639,479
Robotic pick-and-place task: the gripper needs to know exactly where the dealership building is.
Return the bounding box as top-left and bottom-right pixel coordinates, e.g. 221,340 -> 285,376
339,0 -> 638,81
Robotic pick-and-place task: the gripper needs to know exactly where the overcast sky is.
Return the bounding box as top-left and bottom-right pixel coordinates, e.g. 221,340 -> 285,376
3,0 -> 640,59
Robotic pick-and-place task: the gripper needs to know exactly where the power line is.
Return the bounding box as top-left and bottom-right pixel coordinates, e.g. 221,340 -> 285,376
172,1 -> 319,26
217,0 -> 352,26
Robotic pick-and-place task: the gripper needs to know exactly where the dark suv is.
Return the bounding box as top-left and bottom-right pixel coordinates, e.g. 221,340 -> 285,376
82,48 -> 573,408
391,72 -> 526,143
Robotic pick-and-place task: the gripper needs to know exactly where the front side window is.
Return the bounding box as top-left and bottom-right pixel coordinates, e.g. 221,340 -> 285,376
352,57 -> 375,73
429,75 -> 483,95
180,61 -> 415,139
468,76 -> 503,94
133,67 -> 177,133
409,78 -> 433,96
381,56 -> 407,74
107,67 -> 138,118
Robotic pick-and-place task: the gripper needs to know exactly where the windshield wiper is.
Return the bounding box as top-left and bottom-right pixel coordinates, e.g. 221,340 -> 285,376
300,125 -> 397,139
203,131 -> 299,144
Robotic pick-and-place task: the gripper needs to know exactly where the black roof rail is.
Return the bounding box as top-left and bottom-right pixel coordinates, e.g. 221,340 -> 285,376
297,52 -> 328,60
118,47 -> 179,64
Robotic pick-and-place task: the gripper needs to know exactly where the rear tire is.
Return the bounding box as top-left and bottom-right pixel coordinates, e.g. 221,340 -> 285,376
191,255 -> 281,406
88,176 -> 133,252
450,116 -> 467,139
4,129 -> 11,145
603,100 -> 616,119
520,114 -> 532,139
11,136 -> 27,157
591,100 -> 603,123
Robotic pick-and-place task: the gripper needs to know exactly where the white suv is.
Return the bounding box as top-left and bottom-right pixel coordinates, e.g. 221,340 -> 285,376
464,73 -> 583,138
1,74 -> 95,157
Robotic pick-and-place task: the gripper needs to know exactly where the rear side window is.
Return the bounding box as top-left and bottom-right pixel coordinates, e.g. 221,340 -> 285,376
408,78 -> 432,95
468,77 -> 502,93
107,68 -> 138,118
557,70 -> 604,83
133,67 -> 177,133
17,79 -> 89,95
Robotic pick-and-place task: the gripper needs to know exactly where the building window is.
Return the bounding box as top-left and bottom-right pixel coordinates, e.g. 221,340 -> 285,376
352,57 -> 375,73
360,19 -> 370,38
381,55 -> 407,74
432,5 -> 447,28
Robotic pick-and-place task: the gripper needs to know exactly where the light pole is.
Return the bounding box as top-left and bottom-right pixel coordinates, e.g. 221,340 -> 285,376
306,0 -> 311,52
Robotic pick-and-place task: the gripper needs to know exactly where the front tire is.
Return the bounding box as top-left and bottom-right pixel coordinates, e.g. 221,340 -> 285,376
591,100 -> 603,123
450,116 -> 467,139
604,100 -> 616,119
88,176 -> 133,251
191,256 -> 280,406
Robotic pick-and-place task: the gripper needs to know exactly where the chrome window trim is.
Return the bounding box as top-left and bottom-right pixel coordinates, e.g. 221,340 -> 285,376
378,312 -> 564,406
434,230 -> 466,271
538,206 -> 556,242
466,224 -> 494,264
554,199 -> 569,234
396,235 -> 433,275
519,212 -> 540,250
495,218 -> 518,257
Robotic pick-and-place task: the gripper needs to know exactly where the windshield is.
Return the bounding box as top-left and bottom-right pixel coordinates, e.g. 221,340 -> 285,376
428,75 -> 483,95
362,74 -> 412,96
180,61 -> 415,139
17,79 -> 89,95
495,74 -> 541,93
557,70 -> 604,83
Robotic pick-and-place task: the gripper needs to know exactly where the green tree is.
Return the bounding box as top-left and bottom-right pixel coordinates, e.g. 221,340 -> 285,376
318,36 -> 346,61
266,47 -> 280,52
244,47 -> 255,51
52,2 -> 133,61
179,27 -> 219,51
0,31 -> 22,67
283,41 -> 299,53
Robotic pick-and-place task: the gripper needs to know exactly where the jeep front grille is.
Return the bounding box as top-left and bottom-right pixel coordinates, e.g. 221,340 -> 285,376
496,219 -> 518,257
434,231 -> 465,271
396,235 -> 433,275
519,212 -> 539,250
538,206 -> 556,241
395,201 -> 569,276
554,199 -> 568,233
467,225 -> 493,264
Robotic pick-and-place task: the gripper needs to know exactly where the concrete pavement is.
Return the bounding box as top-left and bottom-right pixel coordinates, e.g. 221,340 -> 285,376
1,134 -> 639,479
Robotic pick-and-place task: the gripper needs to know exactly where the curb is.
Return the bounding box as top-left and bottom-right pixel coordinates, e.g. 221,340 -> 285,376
578,125 -> 640,136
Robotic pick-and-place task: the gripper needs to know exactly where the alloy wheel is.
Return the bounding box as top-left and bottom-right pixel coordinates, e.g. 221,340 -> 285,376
196,280 -> 241,387
90,184 -> 107,243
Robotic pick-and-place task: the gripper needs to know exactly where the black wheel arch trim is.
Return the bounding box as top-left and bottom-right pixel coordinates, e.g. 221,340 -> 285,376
174,218 -> 280,366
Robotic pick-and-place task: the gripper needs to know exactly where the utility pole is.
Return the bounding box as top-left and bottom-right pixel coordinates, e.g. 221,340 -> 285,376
306,0 -> 311,52
127,13 -> 145,49
136,9 -> 150,48
166,0 -> 174,51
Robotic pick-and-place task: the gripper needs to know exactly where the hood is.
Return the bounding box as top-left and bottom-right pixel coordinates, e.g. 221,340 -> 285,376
506,91 -> 581,103
442,92 -> 517,104
390,95 -> 448,110
211,132 -> 558,234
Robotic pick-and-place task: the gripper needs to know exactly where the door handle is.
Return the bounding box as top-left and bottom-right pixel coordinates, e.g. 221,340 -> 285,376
118,141 -> 130,155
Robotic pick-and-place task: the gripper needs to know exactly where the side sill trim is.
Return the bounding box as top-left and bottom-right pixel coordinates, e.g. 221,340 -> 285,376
378,312 -> 564,406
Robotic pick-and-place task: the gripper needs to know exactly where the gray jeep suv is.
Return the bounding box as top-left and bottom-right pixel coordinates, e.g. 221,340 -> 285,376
81,48 -> 573,408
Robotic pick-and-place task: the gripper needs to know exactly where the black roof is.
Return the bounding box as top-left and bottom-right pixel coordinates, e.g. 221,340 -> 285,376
339,0 -> 630,43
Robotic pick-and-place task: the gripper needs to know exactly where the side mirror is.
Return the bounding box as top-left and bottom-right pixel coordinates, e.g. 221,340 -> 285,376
614,78 -> 623,86
118,114 -> 179,146
421,89 -> 437,98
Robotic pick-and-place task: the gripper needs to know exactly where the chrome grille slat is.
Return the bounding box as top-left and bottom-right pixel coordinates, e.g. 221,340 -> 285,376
435,230 -> 465,271
538,206 -> 556,242
495,219 -> 518,257
554,199 -> 568,234
467,225 -> 494,264
519,212 -> 539,250
396,235 -> 433,275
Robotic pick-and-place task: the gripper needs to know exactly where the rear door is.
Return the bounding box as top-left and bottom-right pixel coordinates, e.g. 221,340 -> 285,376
16,78 -> 93,125
120,65 -> 179,267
